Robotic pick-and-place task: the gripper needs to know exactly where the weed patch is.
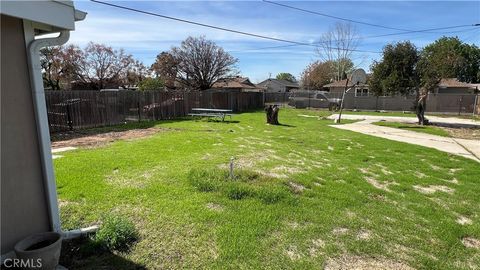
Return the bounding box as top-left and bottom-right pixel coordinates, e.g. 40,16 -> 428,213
188,169 -> 291,204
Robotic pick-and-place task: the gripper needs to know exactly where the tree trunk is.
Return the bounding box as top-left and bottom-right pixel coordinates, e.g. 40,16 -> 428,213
265,105 -> 280,125
415,92 -> 429,125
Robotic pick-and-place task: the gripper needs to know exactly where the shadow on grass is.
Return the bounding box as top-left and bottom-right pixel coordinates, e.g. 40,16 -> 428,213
60,237 -> 146,270
275,123 -> 296,127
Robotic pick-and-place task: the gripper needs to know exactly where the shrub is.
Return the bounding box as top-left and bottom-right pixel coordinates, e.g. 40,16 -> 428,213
226,183 -> 255,200
94,214 -> 138,252
187,168 -> 289,203
234,170 -> 261,182
188,169 -> 224,192
138,77 -> 164,91
257,186 -> 289,204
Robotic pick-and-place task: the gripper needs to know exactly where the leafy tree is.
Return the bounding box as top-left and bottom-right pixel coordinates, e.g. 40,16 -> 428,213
151,52 -> 178,89
369,41 -> 419,97
300,59 -> 353,89
418,37 -> 480,90
370,41 -> 427,124
300,61 -> 333,89
276,73 -> 296,82
170,36 -> 238,90
40,42 -> 146,90
138,77 -> 165,91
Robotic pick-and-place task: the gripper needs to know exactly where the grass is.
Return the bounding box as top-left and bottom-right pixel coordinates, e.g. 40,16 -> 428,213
54,109 -> 480,269
372,121 -> 452,137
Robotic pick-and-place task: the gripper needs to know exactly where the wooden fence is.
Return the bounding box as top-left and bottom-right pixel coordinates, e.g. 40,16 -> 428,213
45,90 -> 264,133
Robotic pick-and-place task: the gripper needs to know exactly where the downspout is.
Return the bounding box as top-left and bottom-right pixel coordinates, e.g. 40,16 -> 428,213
26,30 -> 70,233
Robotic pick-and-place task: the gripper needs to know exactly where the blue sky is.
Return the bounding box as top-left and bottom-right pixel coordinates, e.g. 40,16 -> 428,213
71,1 -> 480,83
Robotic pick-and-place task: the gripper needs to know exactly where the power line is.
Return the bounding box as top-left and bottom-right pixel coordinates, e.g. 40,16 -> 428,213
90,0 -> 382,54
262,0 -> 477,35
262,0 -> 413,32
230,27 -> 480,53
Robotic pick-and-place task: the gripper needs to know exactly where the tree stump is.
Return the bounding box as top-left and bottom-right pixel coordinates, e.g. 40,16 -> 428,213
265,105 -> 280,125
416,93 -> 429,125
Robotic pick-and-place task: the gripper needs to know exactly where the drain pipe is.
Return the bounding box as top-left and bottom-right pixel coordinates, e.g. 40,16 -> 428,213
26,27 -> 99,241
26,30 -> 70,234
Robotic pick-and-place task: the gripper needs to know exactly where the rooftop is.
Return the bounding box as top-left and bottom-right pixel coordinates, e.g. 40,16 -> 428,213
212,76 -> 258,89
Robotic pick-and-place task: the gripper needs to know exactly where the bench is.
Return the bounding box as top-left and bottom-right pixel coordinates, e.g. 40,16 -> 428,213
188,113 -> 232,121
188,108 -> 233,121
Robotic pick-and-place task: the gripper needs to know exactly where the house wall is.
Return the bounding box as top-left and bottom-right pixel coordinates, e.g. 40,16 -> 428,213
328,86 -> 345,96
257,80 -> 289,93
1,15 -> 51,254
265,82 -> 285,93
437,87 -> 472,94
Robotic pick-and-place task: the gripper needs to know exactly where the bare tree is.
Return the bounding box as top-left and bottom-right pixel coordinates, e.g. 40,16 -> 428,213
40,44 -> 86,90
151,52 -> 179,89
74,42 -> 138,90
40,46 -> 65,90
121,59 -> 148,89
316,22 -> 360,81
170,36 -> 238,90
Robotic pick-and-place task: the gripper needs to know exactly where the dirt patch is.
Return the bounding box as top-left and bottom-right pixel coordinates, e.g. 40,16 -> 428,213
375,164 -> 394,175
449,168 -> 461,174
440,126 -> 480,140
457,216 -> 472,225
268,165 -> 305,178
308,238 -> 325,257
105,166 -> 163,188
285,245 -> 303,261
206,203 -> 224,212
414,171 -> 427,178
51,127 -> 168,148
332,227 -> 349,236
462,237 -> 480,249
324,255 -> 414,270
429,164 -> 441,171
356,230 -> 372,240
364,176 -> 396,192
288,181 -> 306,194
443,178 -> 459,185
413,185 -> 454,194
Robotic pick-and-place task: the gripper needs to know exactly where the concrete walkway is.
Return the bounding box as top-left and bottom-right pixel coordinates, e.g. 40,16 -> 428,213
328,116 -> 480,162
330,114 -> 480,128
51,146 -> 77,159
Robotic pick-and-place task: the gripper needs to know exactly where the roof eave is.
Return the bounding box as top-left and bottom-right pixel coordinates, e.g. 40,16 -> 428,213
1,0 -> 86,31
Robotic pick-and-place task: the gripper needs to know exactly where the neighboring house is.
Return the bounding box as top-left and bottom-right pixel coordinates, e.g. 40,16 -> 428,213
434,78 -> 477,94
324,77 -> 478,96
257,79 -> 300,93
322,79 -> 369,97
1,1 -> 85,261
211,76 -> 261,92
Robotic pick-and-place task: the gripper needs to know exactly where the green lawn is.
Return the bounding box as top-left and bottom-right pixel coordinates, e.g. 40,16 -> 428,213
372,121 -> 451,137
55,109 -> 480,269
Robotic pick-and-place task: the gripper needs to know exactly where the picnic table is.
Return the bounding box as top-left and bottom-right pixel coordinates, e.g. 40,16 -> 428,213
188,108 -> 233,121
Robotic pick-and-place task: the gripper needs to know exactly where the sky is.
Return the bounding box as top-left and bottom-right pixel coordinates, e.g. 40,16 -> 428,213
70,1 -> 480,83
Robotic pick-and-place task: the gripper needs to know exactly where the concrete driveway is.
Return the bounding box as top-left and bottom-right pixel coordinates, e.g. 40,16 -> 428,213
328,115 -> 480,162
330,114 -> 480,128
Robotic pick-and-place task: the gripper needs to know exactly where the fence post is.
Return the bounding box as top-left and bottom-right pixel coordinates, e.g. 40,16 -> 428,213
137,102 -> 141,122
458,96 -> 463,115
66,103 -> 73,131
473,94 -> 478,117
